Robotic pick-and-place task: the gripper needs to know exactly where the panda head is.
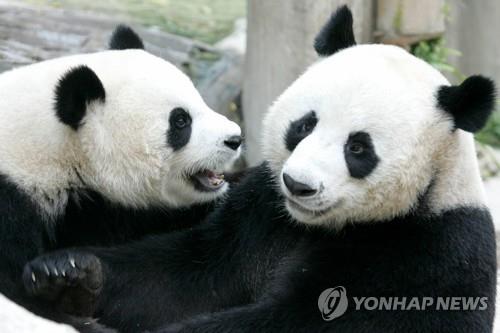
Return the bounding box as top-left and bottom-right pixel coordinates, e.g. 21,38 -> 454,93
55,26 -> 242,208
263,6 -> 496,228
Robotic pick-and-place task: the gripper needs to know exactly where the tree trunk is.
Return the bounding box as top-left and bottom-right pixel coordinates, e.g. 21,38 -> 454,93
445,0 -> 500,85
243,0 -> 374,165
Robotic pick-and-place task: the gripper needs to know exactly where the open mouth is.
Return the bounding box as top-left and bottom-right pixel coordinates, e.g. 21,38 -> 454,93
190,170 -> 226,192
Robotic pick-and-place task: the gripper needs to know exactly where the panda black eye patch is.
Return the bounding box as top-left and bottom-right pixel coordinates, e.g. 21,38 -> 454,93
285,111 -> 318,151
344,131 -> 379,179
168,108 -> 192,151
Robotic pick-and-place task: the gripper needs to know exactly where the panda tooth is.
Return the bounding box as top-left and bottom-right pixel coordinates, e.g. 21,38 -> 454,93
31,272 -> 36,283
211,178 -> 222,186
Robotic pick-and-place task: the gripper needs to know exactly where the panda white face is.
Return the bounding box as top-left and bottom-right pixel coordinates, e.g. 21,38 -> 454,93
263,45 -> 452,226
0,26 -> 242,216
73,50 -> 242,208
0,41 -> 242,216
263,44 -> 495,230
262,6 -> 494,229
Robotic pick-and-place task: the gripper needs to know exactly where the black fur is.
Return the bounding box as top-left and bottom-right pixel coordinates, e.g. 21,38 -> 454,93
285,111 -> 318,151
29,164 -> 497,332
0,173 -> 217,331
437,75 -> 496,133
168,108 -> 192,151
344,131 -> 379,179
109,25 -> 144,50
55,65 -> 105,130
314,5 -> 356,56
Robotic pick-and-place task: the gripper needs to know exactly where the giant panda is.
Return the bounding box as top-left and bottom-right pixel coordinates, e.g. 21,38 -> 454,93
0,26 -> 242,331
25,6 -> 497,333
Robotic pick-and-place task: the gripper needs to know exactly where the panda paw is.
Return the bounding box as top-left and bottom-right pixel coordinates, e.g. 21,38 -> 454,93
23,251 -> 103,316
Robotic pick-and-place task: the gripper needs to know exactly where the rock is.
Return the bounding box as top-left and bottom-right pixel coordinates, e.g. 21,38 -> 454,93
197,18 -> 247,123
197,52 -> 243,123
215,18 -> 247,55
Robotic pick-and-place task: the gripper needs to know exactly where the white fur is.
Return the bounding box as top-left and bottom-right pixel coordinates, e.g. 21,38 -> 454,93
0,50 -> 241,219
262,45 -> 486,228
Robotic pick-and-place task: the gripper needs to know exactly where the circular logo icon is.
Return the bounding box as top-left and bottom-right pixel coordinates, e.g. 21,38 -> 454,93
318,286 -> 348,321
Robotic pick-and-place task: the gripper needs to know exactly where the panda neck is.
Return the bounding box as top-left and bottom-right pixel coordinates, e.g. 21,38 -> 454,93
427,130 -> 487,213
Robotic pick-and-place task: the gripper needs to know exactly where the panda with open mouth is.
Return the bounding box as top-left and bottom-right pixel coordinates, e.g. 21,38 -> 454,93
25,6 -> 496,333
0,26 -> 241,331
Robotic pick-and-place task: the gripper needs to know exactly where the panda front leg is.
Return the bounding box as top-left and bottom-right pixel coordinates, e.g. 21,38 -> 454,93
152,293 -> 341,333
23,250 -> 103,318
154,300 -> 290,333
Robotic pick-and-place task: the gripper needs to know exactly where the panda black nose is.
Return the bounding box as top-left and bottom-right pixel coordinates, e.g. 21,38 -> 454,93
282,173 -> 317,197
224,135 -> 242,151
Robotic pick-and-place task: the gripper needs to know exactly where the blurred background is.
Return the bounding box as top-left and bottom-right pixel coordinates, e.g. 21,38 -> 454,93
0,0 -> 499,329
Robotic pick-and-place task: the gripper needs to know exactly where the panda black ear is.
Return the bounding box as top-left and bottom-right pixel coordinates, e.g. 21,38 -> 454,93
55,65 -> 106,130
109,25 -> 144,50
314,5 -> 356,57
437,75 -> 496,133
